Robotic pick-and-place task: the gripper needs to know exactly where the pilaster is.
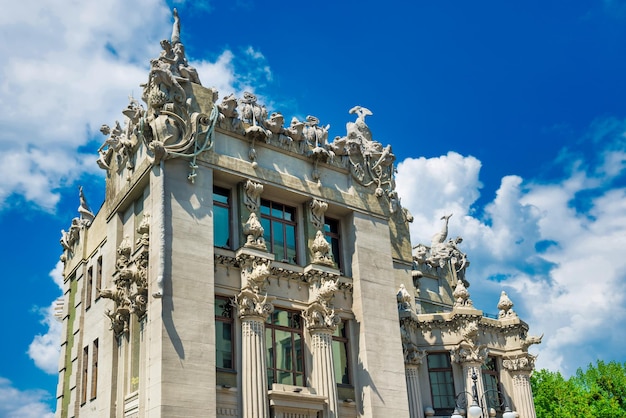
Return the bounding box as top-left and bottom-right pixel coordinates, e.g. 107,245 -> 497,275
503,355 -> 537,418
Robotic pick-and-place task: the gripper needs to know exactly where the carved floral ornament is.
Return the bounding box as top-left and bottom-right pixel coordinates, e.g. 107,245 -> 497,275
503,354 -> 536,372
216,93 -> 413,221
100,214 -> 151,338
303,275 -> 340,332
96,9 -> 217,183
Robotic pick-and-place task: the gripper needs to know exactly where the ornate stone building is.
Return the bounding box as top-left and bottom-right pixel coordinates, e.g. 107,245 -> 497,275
55,10 -> 540,418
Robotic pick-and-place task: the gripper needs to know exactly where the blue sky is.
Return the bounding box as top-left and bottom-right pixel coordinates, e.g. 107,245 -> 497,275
2,0 -> 626,415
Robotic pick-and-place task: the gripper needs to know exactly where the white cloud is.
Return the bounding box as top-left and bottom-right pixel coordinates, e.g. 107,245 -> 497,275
49,261 -> 64,291
396,127 -> 626,375
28,301 -> 62,375
0,377 -> 54,418
0,1 -> 275,212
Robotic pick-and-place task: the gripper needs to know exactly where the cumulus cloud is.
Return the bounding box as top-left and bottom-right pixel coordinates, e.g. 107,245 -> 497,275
0,377 -> 54,418
396,122 -> 626,375
0,1 -> 273,212
29,261 -> 64,375
28,302 -> 63,375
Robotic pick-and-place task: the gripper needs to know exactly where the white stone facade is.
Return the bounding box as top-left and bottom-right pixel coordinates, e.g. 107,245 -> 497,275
54,10 -> 540,418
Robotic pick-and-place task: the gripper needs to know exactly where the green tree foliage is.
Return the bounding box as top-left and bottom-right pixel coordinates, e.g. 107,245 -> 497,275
531,360 -> 626,418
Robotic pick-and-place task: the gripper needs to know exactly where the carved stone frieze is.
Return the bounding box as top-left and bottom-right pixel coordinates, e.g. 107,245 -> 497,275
308,275 -> 338,308
100,215 -> 151,337
242,212 -> 266,251
397,284 -> 412,312
309,199 -> 328,230
131,10 -> 216,181
302,302 -> 339,332
243,180 -> 264,212
234,288 -> 274,320
237,253 -> 272,293
400,320 -> 426,366
311,231 -> 333,266
521,334 -> 543,351
97,98 -> 144,172
503,354 -> 536,372
451,343 -> 489,365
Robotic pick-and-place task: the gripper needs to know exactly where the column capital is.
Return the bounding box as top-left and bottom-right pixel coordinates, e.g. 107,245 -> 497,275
303,301 -> 340,333
503,354 -> 536,373
235,288 -> 274,321
236,248 -> 274,293
450,343 -> 489,365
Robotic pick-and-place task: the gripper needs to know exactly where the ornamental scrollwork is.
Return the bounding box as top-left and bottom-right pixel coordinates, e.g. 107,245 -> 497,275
503,354 -> 536,372
99,213 -> 150,337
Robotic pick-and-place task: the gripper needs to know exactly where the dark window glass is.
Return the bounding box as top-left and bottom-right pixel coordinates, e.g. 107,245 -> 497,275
81,346 -> 89,405
482,357 -> 502,410
324,218 -> 342,271
85,267 -> 93,310
266,309 -> 304,387
332,320 -> 351,385
90,339 -> 98,400
261,199 -> 298,264
213,186 -> 231,248
215,296 -> 234,370
95,256 -> 102,300
427,353 -> 456,415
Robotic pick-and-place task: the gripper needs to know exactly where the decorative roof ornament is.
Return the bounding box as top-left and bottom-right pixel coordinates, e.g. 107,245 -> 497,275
96,9 -> 218,182
453,280 -> 473,308
59,186 -> 96,258
77,186 -> 95,225
497,291 -> 517,318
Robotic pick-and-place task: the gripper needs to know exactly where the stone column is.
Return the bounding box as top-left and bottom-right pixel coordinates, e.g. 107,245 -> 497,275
451,339 -> 488,415
405,365 -> 424,418
462,363 -> 486,412
236,249 -> 275,418
303,268 -> 341,418
503,355 -> 537,418
309,328 -> 339,418
400,318 -> 426,418
240,307 -> 272,418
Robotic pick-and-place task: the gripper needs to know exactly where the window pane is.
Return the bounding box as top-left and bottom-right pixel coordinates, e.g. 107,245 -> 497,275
275,329 -> 292,370
332,340 -> 350,384
216,321 -> 233,369
260,200 -> 270,215
285,224 -> 296,264
273,222 -> 285,260
271,205 -> 282,219
213,187 -> 229,204
294,336 -> 303,372
213,205 -> 230,248
284,206 -> 295,221
261,217 -> 271,250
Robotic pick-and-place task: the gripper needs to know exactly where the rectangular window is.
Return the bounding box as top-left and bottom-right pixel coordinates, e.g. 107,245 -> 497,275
427,353 -> 456,415
261,199 -> 297,264
85,267 -> 93,309
215,296 -> 234,370
95,256 -> 102,300
324,218 -> 342,271
213,186 -> 231,248
266,308 -> 304,387
482,357 -> 502,410
81,346 -> 89,405
332,320 -> 351,385
133,197 -> 144,245
90,339 -> 98,400
130,317 -> 141,393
